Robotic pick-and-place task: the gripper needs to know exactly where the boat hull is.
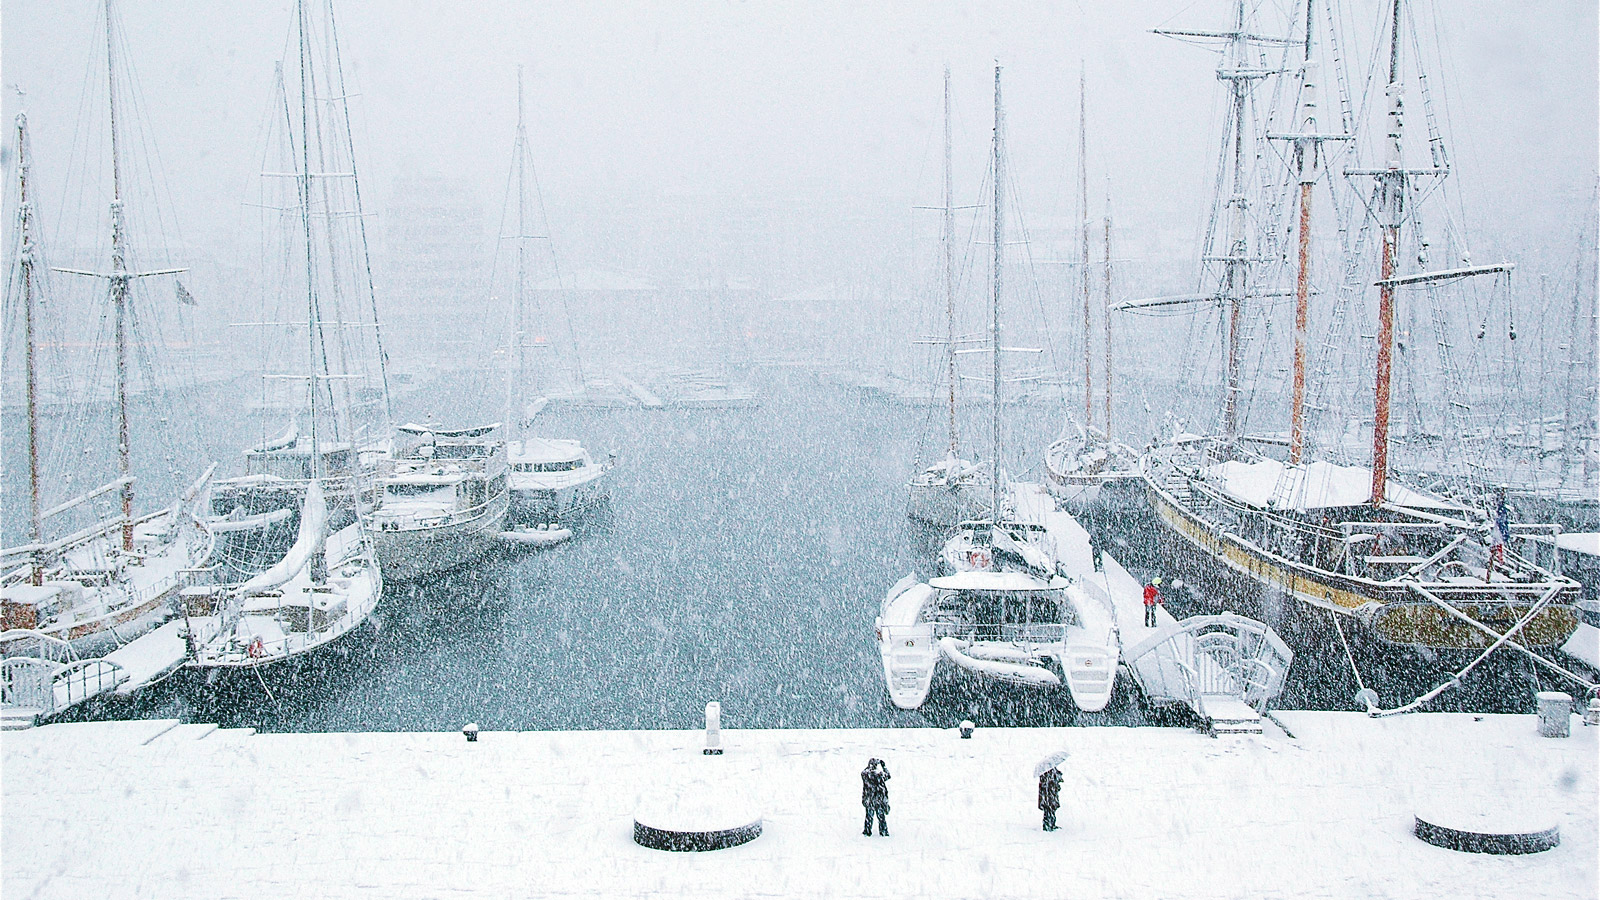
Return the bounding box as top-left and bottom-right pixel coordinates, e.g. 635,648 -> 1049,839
509,466 -> 610,523
368,492 -> 508,582
1142,472 -> 1581,651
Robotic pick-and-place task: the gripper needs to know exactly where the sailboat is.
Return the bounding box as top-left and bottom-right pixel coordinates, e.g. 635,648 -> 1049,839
208,41 -> 393,576
0,4 -> 214,664
1136,0 -> 1583,701
1044,72 -> 1142,516
878,67 -> 1119,713
182,0 -> 383,666
907,67 -> 992,527
497,68 -> 613,526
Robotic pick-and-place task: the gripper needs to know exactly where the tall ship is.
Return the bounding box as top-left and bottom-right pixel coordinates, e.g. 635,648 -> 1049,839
183,0 -> 384,667
496,69 -> 613,525
1,2 -> 214,661
1136,0 -> 1585,705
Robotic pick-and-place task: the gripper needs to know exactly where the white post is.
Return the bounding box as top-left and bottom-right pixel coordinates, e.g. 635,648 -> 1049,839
1536,692 -> 1570,738
704,701 -> 723,755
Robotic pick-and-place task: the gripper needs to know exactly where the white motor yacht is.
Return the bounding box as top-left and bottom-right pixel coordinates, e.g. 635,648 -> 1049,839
507,437 -> 613,522
365,424 -> 509,582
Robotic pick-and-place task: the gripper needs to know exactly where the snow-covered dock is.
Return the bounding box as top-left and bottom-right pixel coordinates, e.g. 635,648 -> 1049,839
3,714 -> 1593,899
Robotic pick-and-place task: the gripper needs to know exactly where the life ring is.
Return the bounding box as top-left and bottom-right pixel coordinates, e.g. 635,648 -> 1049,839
968,549 -> 992,569
247,636 -> 265,659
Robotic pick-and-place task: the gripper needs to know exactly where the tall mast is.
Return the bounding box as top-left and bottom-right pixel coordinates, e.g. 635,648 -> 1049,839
515,65 -> 530,437
943,66 -> 958,458
1289,0 -> 1319,464
16,114 -> 42,583
1102,184 -> 1114,442
1220,0 -> 1251,446
1079,65 -> 1092,429
1370,0 -> 1404,504
295,0 -> 321,487
991,64 -> 1005,519
104,0 -> 135,550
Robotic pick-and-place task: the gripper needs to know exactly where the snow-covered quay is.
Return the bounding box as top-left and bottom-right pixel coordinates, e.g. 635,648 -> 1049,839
3,713 -> 1594,899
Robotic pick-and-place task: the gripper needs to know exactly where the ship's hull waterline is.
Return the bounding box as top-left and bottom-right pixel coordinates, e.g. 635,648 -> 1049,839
1143,477 -> 1581,651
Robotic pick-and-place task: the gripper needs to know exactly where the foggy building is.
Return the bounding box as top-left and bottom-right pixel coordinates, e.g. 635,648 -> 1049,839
379,175 -> 492,370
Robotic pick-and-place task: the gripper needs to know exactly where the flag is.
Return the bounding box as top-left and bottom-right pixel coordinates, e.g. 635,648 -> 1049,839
175,280 -> 197,306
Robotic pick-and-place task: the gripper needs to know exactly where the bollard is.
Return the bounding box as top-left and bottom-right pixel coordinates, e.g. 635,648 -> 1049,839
1535,692 -> 1570,738
463,722 -> 479,743
704,702 -> 723,755
1586,698 -> 1600,728
959,720 -> 975,739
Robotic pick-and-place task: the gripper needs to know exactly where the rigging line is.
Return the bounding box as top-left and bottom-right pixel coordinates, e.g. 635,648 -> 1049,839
324,0 -> 392,426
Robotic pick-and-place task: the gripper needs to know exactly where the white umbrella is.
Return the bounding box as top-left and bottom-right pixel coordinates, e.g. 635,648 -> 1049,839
1033,750 -> 1070,778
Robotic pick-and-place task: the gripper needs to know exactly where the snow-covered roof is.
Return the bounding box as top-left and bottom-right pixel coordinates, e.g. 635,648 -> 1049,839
397,422 -> 500,438
1202,458 -> 1465,512
929,571 -> 1057,592
1556,532 -> 1600,557
509,437 -> 586,463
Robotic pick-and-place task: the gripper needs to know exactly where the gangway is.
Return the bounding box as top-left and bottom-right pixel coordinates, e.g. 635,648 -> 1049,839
1010,482 -> 1293,732
1,619 -> 191,729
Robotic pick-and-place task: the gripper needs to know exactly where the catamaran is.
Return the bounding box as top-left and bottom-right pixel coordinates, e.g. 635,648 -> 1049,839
880,68 -> 1119,713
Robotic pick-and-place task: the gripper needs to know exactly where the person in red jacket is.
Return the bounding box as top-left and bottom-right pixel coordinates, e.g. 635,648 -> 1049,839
1143,577 -> 1164,627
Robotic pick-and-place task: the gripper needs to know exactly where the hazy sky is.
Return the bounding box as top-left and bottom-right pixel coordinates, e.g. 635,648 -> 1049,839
2,0 -> 1595,282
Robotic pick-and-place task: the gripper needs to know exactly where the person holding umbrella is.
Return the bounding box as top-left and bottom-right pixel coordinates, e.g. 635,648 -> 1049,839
861,757 -> 890,836
1035,751 -> 1067,832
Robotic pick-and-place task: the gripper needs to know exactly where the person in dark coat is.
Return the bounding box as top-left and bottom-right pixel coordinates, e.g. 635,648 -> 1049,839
861,758 -> 890,836
1038,766 -> 1062,831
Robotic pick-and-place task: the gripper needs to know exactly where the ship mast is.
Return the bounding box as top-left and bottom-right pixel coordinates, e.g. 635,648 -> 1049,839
104,0 -> 135,550
1079,66 -> 1092,430
943,66 -> 958,459
1219,0 -> 1254,445
1270,0 -> 1350,464
1369,0 -> 1404,504
1102,185 -> 1114,442
515,65 -> 530,439
16,114 -> 42,583
991,64 -> 1006,520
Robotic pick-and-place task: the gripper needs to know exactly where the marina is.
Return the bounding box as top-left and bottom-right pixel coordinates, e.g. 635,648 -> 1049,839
1,0 -> 1595,896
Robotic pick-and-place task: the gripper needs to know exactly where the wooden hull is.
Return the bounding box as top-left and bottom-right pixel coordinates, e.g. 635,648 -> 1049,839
1143,473 -> 1581,651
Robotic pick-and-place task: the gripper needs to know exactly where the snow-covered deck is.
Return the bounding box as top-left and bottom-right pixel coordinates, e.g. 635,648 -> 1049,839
3,714 -> 1593,898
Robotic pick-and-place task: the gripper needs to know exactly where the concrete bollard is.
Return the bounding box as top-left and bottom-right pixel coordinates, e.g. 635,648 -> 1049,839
704,702 -> 723,755
959,720 -> 975,739
1535,692 -> 1570,738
